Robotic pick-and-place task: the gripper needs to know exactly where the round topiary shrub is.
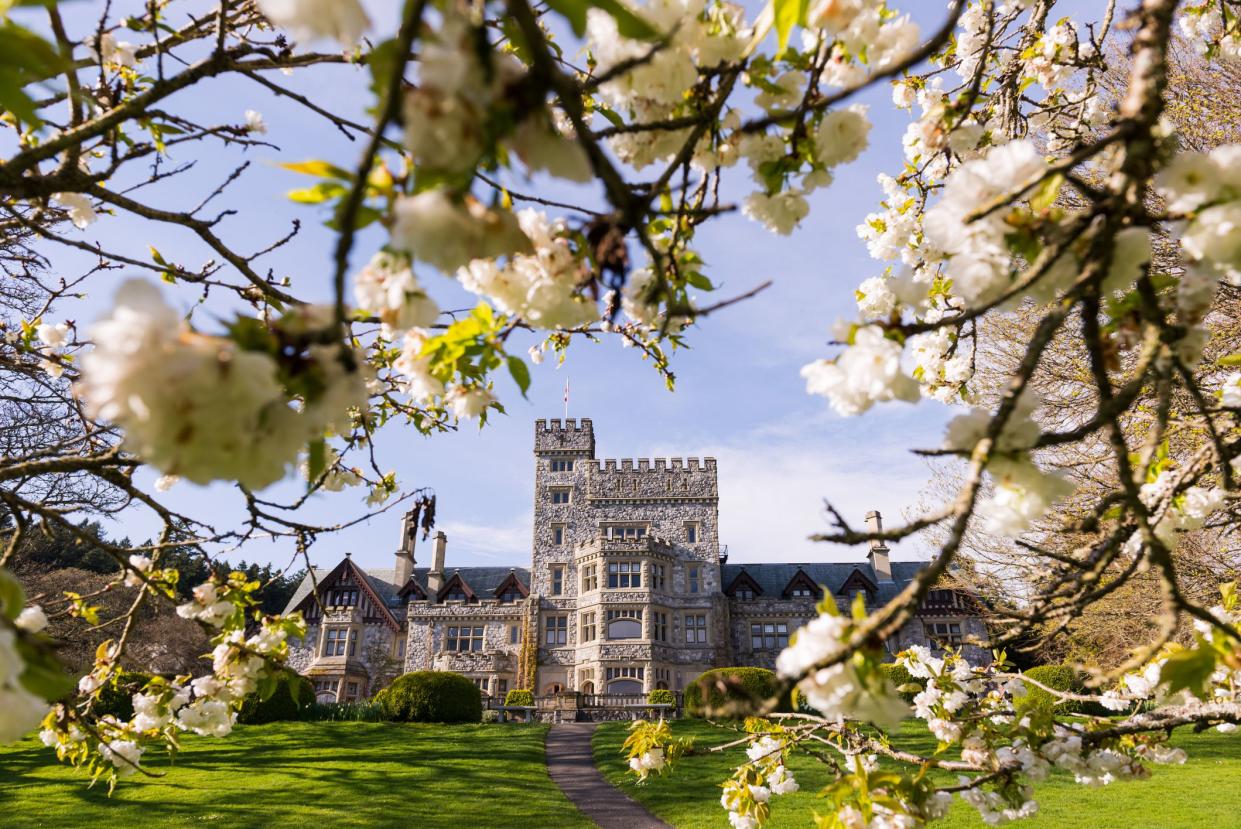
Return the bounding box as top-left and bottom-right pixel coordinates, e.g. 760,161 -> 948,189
93,670 -> 153,720
684,667 -> 790,718
1021,664 -> 1083,713
647,688 -> 675,706
378,671 -> 482,723
504,688 -> 534,707
238,674 -> 315,724
881,663 -> 921,702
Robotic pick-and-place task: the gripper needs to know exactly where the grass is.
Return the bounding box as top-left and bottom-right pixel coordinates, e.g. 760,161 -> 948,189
593,719 -> 1241,829
0,721 -> 592,829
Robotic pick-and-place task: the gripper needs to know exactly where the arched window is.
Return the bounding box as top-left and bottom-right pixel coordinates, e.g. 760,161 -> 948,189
544,682 -> 564,694
655,680 -> 669,690
580,681 -> 595,694
606,608 -> 643,639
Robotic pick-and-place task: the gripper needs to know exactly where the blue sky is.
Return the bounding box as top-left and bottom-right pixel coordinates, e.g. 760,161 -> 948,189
34,0 -> 960,575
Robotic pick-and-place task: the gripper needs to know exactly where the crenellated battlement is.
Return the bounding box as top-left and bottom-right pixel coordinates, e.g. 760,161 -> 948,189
580,456 -> 718,501
534,417 -> 595,456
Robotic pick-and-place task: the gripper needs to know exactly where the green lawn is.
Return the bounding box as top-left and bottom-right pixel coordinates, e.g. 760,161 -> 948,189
592,720 -> 1241,829
0,721 -> 592,829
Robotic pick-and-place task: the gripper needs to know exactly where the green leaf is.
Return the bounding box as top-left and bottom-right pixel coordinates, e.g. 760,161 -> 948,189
277,160 -> 353,180
0,568 -> 24,621
1217,354 -> 1241,367
367,36 -> 404,99
1160,644 -> 1218,699
288,181 -> 348,204
306,439 -> 327,486
685,271 -> 714,291
17,643 -> 75,701
1030,172 -> 1064,212
506,355 -> 531,397
772,0 -> 808,57
544,0 -> 658,40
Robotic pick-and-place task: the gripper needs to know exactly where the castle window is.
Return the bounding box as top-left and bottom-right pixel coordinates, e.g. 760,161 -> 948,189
606,608 -> 643,639
552,524 -> 566,545
323,628 -> 349,657
603,524 -> 647,540
735,586 -> 755,600
443,586 -> 468,602
790,586 -> 815,598
925,621 -> 963,649
581,612 -> 597,642
349,630 -> 357,656
510,625 -> 520,645
652,564 -> 666,591
550,488 -> 572,504
497,586 -> 522,603
581,563 -> 598,592
497,678 -> 508,697
544,615 -> 568,646
446,626 -> 484,653
550,459 -> 575,472
394,637 -> 406,659
684,614 -> 708,644
653,611 -> 668,642
328,589 -> 358,606
688,565 -> 702,594
750,622 -> 789,650
685,523 -> 699,543
605,666 -> 644,694
551,566 -> 564,596
345,682 -> 359,701
655,668 -> 670,689
607,561 -> 642,589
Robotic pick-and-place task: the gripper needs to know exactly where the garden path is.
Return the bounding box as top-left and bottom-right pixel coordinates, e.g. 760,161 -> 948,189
545,722 -> 672,829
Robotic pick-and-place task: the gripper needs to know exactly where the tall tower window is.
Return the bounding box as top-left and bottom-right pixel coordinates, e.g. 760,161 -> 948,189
688,565 -> 702,594
581,612 -> 597,642
552,524 -> 566,545
549,488 -> 572,504
581,564 -> 598,592
544,615 -> 568,646
684,614 -> 708,644
685,523 -> 699,543
551,566 -> 564,596
550,459 -> 575,472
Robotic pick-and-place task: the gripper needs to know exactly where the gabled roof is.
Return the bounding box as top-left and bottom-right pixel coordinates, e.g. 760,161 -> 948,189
286,557 -> 402,630
436,571 -> 478,602
723,569 -> 764,597
838,567 -> 879,595
283,564 -> 533,617
719,561 -> 926,605
781,568 -> 824,599
492,570 -> 530,600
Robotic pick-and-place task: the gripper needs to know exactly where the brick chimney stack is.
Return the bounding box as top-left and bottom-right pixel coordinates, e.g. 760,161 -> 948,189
426,532 -> 448,594
866,510 -> 893,583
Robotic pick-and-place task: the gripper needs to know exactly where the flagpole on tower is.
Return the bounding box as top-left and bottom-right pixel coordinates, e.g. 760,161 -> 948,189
563,378 -> 570,420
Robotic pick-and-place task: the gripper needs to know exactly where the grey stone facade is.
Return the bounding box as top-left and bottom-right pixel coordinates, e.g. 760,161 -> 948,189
283,418 -> 987,702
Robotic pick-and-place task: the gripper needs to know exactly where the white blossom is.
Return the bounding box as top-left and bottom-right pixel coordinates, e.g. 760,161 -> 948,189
390,192 -> 530,275
801,326 -> 918,416
15,605 -> 48,634
36,322 -> 70,348
353,251 -> 439,335
52,193 -> 97,229
445,386 -> 495,420
814,105 -> 871,167
244,110 -> 267,135
255,0 -> 369,46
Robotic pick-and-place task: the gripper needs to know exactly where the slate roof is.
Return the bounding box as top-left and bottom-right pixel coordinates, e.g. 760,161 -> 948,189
721,560 -> 926,604
282,564 -> 532,615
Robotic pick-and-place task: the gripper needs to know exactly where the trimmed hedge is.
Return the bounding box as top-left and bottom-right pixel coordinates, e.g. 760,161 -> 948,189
377,671 -> 482,723
647,689 -> 675,706
684,667 -> 791,718
300,701 -> 384,722
93,670 -> 153,720
881,663 -> 921,702
238,675 -> 315,724
504,689 -> 534,707
1021,664 -> 1082,713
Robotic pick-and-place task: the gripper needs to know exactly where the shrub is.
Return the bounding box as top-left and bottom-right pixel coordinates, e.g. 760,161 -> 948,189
481,709 -> 500,723
504,688 -> 534,707
881,663 -> 921,702
1021,664 -> 1083,714
377,671 -> 482,723
300,701 -> 385,722
237,674 -> 315,724
684,667 -> 790,718
647,688 -> 675,706
93,670 -> 153,720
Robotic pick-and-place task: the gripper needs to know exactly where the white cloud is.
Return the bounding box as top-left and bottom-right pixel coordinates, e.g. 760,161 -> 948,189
435,516 -> 531,564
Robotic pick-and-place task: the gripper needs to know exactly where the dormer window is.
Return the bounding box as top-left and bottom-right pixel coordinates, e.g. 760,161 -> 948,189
327,589 -> 358,606
735,587 -> 755,600
789,586 -> 814,598
443,586 -> 468,602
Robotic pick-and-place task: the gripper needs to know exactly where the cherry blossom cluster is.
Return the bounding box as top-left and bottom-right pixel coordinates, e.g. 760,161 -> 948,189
718,733 -> 800,829
38,571 -> 306,789
78,280 -> 367,490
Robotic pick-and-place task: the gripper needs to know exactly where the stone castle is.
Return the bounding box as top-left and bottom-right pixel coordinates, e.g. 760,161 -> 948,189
284,418 -> 986,703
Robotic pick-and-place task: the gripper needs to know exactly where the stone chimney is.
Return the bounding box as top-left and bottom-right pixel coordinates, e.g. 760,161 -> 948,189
866,510 -> 893,583
394,509 -> 417,586
426,531 -> 448,594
